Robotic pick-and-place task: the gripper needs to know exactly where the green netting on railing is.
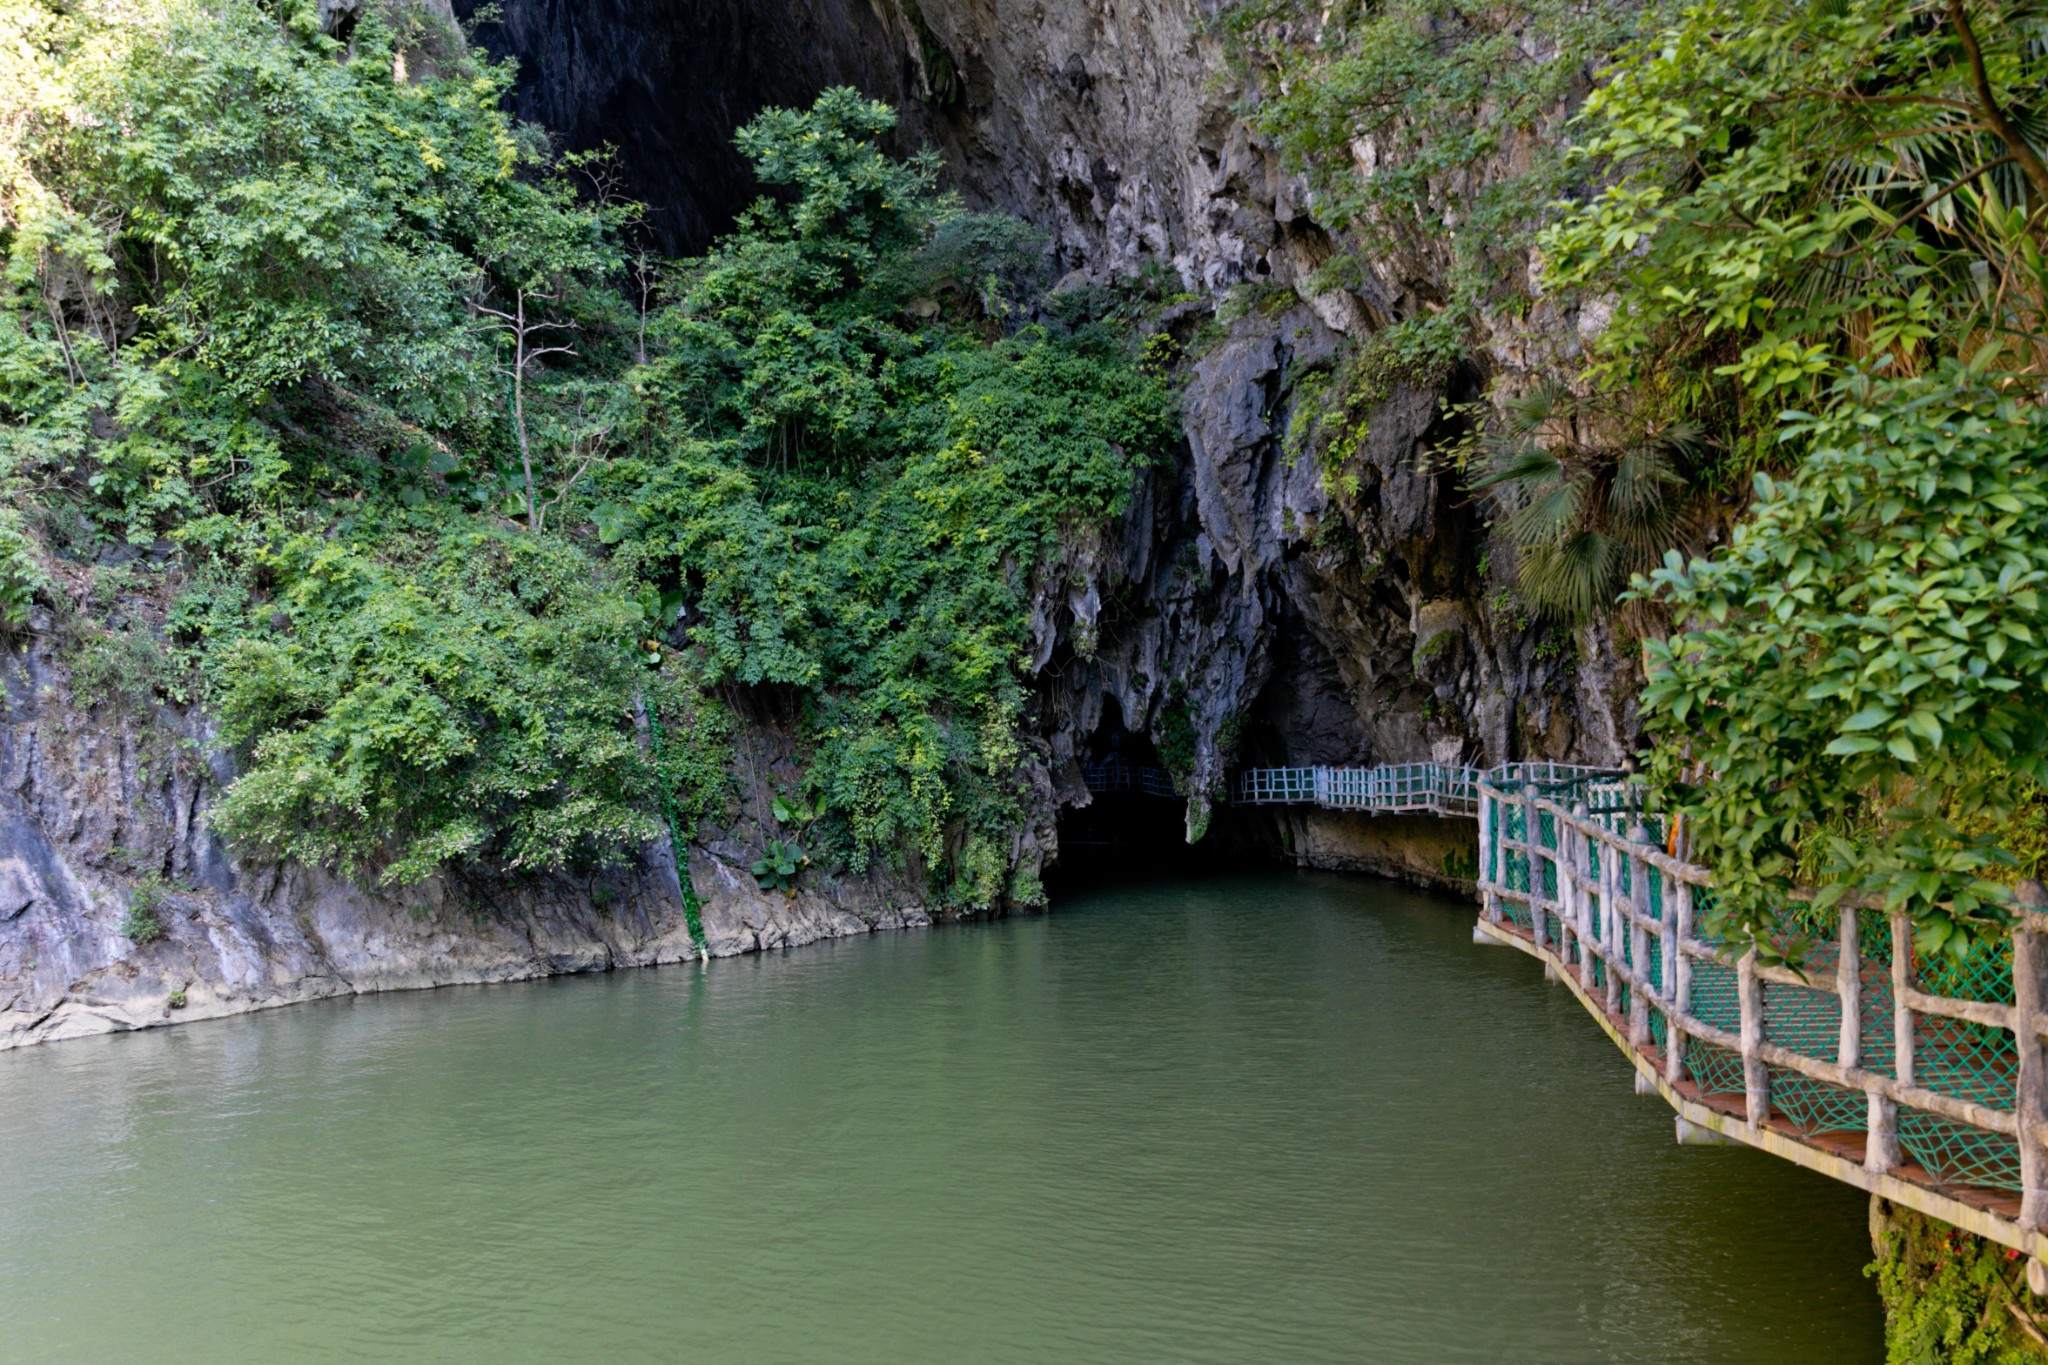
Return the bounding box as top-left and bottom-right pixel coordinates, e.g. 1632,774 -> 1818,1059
1478,765 -> 2031,1196
1904,941 -> 2019,1190
1686,953 -> 1745,1097
1769,1063 -> 1869,1135
1498,798 -> 1531,898
1900,1111 -> 2023,1191
1916,945 -> 2017,1106
1763,952 -> 1867,1135
1688,1041 -> 1748,1097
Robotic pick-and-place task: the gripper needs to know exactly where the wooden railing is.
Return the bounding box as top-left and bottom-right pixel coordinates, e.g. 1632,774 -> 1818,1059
1229,760 -> 1617,817
1477,774 -> 2048,1285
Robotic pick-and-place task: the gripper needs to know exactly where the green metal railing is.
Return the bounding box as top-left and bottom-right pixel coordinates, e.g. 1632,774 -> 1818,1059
1232,761 -> 1505,815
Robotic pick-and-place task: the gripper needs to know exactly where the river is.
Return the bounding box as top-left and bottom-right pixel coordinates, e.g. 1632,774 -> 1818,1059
0,870 -> 1881,1362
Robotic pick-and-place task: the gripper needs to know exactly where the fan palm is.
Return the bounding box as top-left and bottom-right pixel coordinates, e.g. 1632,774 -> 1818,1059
1472,384 -> 1708,623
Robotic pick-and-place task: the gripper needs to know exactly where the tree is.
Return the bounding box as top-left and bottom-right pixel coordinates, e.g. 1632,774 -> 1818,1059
1544,0 -> 2048,406
1540,0 -> 2048,956
1635,361 -> 2048,958
1472,383 -> 1707,623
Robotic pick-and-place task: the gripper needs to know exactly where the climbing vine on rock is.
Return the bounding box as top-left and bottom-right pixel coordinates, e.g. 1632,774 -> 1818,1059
1870,1201 -> 2048,1364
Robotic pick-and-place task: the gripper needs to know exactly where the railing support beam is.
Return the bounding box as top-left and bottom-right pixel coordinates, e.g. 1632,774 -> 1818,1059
1663,881 -> 1689,1087
2015,881 -> 2048,1240
1627,826 -> 1652,1051
1738,945 -> 1769,1132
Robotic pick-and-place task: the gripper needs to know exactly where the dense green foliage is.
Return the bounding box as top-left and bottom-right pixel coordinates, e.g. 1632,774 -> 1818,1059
603,88 -> 1173,892
1231,0 -> 2048,950
1224,0 -> 1735,620
201,515 -> 694,884
1870,1203 -> 2048,1364
1544,0 -> 2048,404
1227,0 -> 1636,366
1637,364 -> 2048,953
0,0 -> 1169,900
1549,0 -> 2048,951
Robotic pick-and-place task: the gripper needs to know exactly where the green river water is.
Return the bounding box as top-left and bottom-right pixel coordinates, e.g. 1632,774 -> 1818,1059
0,871 -> 1882,1362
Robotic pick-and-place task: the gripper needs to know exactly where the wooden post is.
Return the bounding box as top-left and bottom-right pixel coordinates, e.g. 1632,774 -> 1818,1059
1554,809 -> 1574,963
1594,822 -> 1617,995
1868,913 -> 1913,1174
1837,906 -> 1861,1071
1477,783 -> 1501,923
1664,880 -> 1691,1087
1589,818 -> 1605,978
1474,785 -> 1507,925
1522,785 -> 1544,949
1603,847 -> 1624,1017
1739,944 -> 1769,1131
1627,824 -> 1652,1049
2014,880 -> 2048,1235
1893,913 -> 1916,1090
1837,905 -> 1894,1174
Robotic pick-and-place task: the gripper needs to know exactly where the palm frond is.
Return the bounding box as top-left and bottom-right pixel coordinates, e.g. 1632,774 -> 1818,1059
1519,531 -> 1615,622
1497,380 -> 1571,439
1608,436 -> 1685,527
1470,441 -> 1562,495
1502,472 -> 1586,548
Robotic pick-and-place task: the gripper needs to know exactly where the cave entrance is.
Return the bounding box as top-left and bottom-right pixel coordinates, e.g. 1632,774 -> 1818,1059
1049,706 -> 1286,886
1052,707 -> 1185,876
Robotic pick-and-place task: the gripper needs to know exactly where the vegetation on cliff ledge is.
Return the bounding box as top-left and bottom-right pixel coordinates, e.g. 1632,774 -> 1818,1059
0,0 -> 1172,901
1232,0 -> 2048,956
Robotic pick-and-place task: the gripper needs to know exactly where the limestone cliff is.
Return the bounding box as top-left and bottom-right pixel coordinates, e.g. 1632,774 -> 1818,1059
0,623 -> 938,1048
0,0 -> 1643,1049
460,0 -> 1644,827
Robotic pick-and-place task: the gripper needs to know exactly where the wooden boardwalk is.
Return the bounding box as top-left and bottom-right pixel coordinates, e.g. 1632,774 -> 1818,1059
1231,760 -> 1615,816
1085,758 -> 1592,812
1475,770 -> 2048,1290
1202,757 -> 2048,1279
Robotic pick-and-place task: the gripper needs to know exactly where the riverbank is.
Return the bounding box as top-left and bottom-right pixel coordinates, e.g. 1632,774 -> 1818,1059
0,635 -> 957,1052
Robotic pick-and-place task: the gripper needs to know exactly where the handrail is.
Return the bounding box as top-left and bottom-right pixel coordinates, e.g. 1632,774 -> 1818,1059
1081,759 -> 1177,799
1475,775 -> 2048,1279
1230,760 -> 1542,816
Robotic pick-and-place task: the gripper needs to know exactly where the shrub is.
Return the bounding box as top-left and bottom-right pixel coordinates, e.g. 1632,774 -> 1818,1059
122,878 -> 167,944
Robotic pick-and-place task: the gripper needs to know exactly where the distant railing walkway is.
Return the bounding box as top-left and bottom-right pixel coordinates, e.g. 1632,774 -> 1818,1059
1081,758 -> 1178,799
1085,758 -> 1614,816
1475,768 -> 2048,1286
1230,760 -> 1605,817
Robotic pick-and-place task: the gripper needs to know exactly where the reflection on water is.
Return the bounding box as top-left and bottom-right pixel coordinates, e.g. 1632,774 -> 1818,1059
0,870 -> 1881,1362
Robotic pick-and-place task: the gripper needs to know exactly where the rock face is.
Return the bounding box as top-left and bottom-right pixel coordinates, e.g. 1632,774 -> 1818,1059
0,634 -> 932,1050
0,0 -> 1648,1049
456,0 -> 930,253
468,0 -> 1642,799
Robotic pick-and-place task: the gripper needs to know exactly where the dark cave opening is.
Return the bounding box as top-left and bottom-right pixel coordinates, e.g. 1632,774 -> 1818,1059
450,0 -> 935,255
1046,705 -> 1288,890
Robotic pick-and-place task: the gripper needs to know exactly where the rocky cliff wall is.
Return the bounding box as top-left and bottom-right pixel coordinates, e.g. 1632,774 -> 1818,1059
0,629 -> 934,1050
0,0 -> 1640,1050
909,0 -> 1640,794
465,0 -> 1640,817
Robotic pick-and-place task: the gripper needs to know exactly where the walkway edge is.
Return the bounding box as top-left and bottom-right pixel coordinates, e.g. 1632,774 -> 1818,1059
1472,914 -> 2047,1260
